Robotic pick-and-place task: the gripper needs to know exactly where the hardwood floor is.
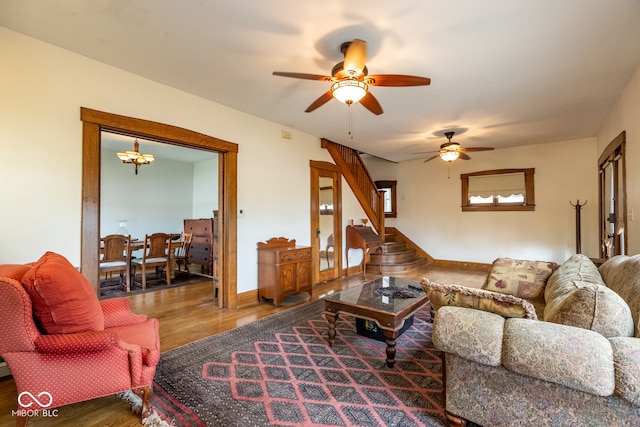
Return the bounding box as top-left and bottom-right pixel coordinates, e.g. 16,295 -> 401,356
0,264 -> 486,427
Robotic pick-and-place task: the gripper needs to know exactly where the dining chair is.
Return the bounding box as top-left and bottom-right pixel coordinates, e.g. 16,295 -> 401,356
132,233 -> 171,289
325,233 -> 335,268
174,232 -> 193,274
99,234 -> 131,292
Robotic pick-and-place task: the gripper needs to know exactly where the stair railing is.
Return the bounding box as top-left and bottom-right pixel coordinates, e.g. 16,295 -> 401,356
321,138 -> 385,240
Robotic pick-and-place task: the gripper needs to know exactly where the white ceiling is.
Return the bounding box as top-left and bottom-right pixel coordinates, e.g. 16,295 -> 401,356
2,1 -> 640,162
101,132 -> 218,163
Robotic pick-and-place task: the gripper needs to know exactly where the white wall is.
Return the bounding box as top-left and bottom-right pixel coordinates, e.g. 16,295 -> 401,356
0,28 -> 342,293
192,156 -> 219,218
597,63 -> 640,255
393,138 -> 599,265
101,148 -> 196,238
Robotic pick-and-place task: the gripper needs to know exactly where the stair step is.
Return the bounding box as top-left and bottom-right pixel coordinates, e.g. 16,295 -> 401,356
370,249 -> 417,264
381,241 -> 406,253
367,258 -> 427,274
383,233 -> 399,242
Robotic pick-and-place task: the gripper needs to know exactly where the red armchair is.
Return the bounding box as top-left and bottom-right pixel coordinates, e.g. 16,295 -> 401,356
0,253 -> 160,427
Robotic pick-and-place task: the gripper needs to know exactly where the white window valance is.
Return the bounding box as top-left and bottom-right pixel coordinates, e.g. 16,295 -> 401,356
468,172 -> 525,198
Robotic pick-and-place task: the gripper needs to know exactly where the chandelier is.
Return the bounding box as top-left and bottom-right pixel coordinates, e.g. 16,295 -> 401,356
116,139 -> 155,175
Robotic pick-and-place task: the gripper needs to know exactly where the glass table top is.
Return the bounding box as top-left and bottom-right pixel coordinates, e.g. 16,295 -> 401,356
325,276 -> 425,314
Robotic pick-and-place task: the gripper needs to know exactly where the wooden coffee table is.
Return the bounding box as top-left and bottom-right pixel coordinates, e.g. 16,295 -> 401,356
323,276 -> 428,368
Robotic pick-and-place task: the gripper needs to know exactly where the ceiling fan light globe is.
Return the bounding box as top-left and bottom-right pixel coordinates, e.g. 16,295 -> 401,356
331,79 -> 368,104
440,150 -> 460,162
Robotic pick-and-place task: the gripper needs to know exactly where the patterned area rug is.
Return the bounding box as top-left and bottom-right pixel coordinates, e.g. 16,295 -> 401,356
151,300 -> 448,427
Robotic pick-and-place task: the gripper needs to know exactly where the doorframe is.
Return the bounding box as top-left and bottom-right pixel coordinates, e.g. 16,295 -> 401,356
310,160 -> 343,284
80,107 -> 238,308
598,130 -> 627,258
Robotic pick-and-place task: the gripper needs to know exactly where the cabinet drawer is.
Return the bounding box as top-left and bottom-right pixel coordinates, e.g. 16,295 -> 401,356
279,249 -> 311,263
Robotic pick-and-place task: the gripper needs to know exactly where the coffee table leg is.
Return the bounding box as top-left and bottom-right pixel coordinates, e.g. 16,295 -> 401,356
324,312 -> 339,347
383,330 -> 398,368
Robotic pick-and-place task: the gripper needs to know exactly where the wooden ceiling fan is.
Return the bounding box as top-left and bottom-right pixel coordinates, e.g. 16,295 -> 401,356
273,39 -> 431,115
416,131 -> 494,162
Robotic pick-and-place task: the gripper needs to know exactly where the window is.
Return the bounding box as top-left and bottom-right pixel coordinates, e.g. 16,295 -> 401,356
461,169 -> 535,212
375,180 -> 397,218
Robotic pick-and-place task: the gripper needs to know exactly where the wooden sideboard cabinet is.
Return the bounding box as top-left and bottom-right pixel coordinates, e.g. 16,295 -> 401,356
257,237 -> 312,307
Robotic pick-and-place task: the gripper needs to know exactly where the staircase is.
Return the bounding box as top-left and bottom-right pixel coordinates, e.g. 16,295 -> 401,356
321,137 -> 433,275
367,229 -> 429,274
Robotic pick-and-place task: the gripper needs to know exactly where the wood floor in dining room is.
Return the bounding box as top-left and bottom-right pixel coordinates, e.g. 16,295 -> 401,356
0,263 -> 487,427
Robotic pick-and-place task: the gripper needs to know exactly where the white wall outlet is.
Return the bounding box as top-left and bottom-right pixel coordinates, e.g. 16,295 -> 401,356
238,209 -> 245,218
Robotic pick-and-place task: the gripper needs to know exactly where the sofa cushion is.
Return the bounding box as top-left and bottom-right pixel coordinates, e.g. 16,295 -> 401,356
483,258 -> 558,303
544,254 -> 604,307
599,255 -> 640,338
503,319 -> 615,396
433,306 -> 505,367
545,281 -> 634,338
21,251 -> 104,334
422,279 -> 538,319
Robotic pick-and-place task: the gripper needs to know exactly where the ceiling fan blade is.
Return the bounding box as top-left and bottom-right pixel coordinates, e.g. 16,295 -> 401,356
366,74 -> 431,86
305,90 -> 334,112
359,91 -> 383,115
343,39 -> 367,76
459,153 -> 471,160
423,154 -> 440,163
272,72 -> 333,81
412,150 -> 440,154
460,147 -> 495,152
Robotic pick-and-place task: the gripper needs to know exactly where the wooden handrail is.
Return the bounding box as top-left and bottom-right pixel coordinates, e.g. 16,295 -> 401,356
321,138 -> 385,239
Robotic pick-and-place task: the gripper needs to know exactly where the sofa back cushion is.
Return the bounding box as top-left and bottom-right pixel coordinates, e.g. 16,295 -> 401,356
544,254 -> 605,316
545,281 -> 634,338
543,254 -> 633,338
599,255 -> 640,338
483,258 -> 558,303
21,252 -> 104,334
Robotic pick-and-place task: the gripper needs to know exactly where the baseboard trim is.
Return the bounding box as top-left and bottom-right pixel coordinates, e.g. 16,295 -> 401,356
432,259 -> 492,271
0,362 -> 10,378
236,289 -> 259,308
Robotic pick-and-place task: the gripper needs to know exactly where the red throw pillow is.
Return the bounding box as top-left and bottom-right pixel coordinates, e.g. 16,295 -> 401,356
21,252 -> 104,334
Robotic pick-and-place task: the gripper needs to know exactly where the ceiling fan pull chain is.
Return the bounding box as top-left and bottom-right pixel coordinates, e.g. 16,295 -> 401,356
348,102 -> 354,139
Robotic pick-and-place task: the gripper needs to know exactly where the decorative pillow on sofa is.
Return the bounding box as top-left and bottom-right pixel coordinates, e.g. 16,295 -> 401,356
545,280 -> 634,338
421,279 -> 538,320
21,251 -> 104,334
482,258 -> 558,303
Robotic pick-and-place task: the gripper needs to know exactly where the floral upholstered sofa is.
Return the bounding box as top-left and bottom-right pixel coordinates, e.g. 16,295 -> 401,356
422,254 -> 640,427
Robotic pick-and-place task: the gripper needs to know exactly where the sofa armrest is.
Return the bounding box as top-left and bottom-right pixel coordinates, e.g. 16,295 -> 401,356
34,331 -> 119,354
503,318 -> 615,396
100,297 -> 147,328
433,306 -> 505,366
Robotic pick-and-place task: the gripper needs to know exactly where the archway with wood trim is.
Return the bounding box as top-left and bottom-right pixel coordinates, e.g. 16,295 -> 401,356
80,107 -> 238,309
